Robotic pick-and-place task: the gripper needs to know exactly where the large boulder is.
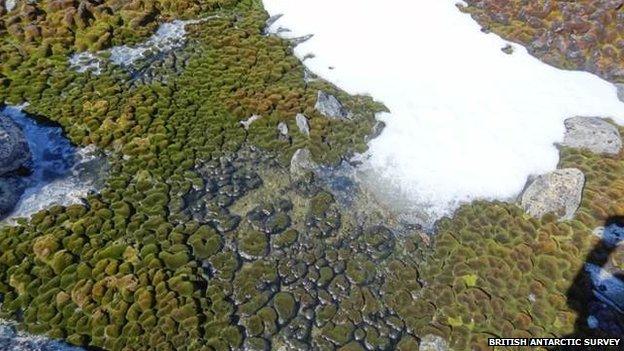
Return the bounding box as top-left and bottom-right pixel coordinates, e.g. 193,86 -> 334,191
520,168 -> 585,220
562,117 -> 622,155
289,148 -> 317,180
0,113 -> 30,175
315,91 -> 349,119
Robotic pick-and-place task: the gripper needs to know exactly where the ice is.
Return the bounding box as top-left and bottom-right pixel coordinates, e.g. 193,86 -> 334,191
0,105 -> 108,223
68,51 -> 102,75
109,19 -> 203,66
69,18 -> 208,75
0,318 -> 84,351
262,0 -> 624,227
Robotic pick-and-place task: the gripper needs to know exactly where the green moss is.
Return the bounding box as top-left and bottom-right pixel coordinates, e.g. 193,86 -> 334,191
272,291 -> 296,324
2,1 -> 620,351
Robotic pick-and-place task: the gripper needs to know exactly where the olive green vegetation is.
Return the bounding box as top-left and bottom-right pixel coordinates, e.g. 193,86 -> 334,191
1,1 -> 624,351
459,1 -> 624,83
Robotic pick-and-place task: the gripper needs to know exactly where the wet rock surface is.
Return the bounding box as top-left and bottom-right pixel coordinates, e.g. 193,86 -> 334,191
521,168 -> 585,219
563,117 -> 622,155
295,113 -> 310,136
418,334 -> 450,351
0,176 -> 25,215
0,112 -> 30,175
0,106 -> 108,221
0,319 -> 83,351
290,148 -> 318,180
315,91 -> 349,119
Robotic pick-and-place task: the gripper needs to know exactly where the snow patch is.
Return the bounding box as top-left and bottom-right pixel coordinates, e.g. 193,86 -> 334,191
262,0 -> 624,227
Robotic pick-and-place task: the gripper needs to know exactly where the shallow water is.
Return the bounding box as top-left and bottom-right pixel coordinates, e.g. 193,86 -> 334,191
263,0 -> 624,227
0,105 -> 107,222
0,319 -> 84,351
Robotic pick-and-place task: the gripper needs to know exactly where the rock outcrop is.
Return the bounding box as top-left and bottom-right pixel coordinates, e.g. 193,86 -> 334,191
562,117 -> 621,155
0,113 -> 30,175
289,148 -> 317,180
520,168 -> 585,220
315,91 -> 349,119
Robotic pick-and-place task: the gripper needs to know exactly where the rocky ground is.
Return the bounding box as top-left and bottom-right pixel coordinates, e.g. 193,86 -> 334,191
0,1 -> 623,351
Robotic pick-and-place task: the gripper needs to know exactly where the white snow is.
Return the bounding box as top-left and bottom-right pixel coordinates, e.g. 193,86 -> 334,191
262,0 -> 624,226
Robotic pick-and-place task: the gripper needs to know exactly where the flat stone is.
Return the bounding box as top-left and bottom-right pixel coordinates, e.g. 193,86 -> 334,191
520,168 -> 585,220
289,148 -> 317,180
419,334 -> 449,351
0,113 -> 30,175
295,113 -> 310,136
240,114 -> 261,130
315,91 -> 349,119
562,117 -> 621,155
277,122 -> 289,136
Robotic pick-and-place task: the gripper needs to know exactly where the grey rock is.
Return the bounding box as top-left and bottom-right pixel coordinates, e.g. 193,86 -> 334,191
520,168 -> 585,220
419,334 -> 450,351
562,117 -> 621,155
289,34 -> 314,46
501,44 -> 514,55
616,83 -> 624,104
5,0 -> 16,12
240,114 -> 261,130
296,113 -> 310,136
0,113 -> 30,175
315,91 -> 349,119
290,148 -> 317,180
263,14 -> 284,35
0,322 -> 16,338
277,122 -> 289,142
277,122 -> 289,136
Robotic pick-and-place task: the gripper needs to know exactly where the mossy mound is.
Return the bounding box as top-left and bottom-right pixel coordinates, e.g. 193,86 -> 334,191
403,137 -> 624,350
460,0 -> 624,82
